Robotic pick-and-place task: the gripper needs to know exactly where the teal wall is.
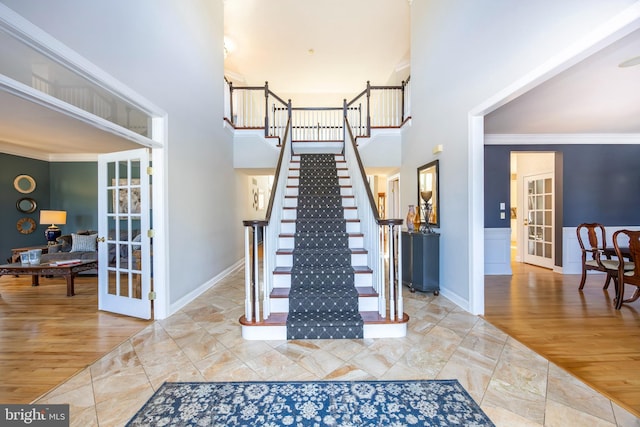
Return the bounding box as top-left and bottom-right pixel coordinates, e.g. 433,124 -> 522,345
0,153 -> 97,262
50,162 -> 98,233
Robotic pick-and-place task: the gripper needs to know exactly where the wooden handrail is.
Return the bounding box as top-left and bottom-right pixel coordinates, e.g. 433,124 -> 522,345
265,115 -> 291,223
226,77 -> 410,140
345,117 -> 382,224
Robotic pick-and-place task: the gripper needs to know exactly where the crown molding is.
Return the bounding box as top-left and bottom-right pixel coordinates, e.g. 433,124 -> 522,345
484,133 -> 640,145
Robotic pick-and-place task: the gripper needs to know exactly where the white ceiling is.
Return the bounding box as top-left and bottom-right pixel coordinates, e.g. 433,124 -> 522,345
0,3 -> 638,160
0,91 -> 142,160
223,0 -> 411,95
485,28 -> 640,134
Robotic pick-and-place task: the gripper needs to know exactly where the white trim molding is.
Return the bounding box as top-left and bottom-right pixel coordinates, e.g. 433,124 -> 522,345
484,228 -> 512,275
485,133 -> 640,145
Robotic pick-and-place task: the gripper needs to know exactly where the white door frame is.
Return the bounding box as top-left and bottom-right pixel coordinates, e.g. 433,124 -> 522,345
468,8 -> 640,315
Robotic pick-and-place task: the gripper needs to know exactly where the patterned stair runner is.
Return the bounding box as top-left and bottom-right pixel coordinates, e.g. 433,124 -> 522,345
286,153 -> 364,339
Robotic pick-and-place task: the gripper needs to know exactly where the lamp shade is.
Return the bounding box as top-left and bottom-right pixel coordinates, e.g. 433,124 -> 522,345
39,210 -> 67,225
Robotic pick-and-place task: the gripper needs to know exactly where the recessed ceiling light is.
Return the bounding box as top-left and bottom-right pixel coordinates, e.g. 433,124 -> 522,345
618,55 -> 640,68
308,49 -> 315,55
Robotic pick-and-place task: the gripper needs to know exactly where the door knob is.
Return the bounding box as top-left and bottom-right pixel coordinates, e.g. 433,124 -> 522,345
97,237 -> 106,242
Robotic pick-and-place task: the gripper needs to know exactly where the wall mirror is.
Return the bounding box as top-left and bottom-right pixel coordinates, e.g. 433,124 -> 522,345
16,197 -> 37,213
14,174 -> 36,194
17,217 -> 36,234
417,159 -> 439,229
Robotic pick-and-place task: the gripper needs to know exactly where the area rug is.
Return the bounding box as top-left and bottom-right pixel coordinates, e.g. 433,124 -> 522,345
126,380 -> 495,426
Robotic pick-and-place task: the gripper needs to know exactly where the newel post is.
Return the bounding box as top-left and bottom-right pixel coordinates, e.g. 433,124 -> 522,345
242,219 -> 268,322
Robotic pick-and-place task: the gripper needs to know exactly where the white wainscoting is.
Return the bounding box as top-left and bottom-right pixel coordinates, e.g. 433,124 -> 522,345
484,228 -> 512,275
562,225 -> 640,275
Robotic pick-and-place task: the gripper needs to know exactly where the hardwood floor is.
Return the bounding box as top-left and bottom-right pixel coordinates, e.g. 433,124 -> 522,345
485,261 -> 640,418
0,274 -> 150,404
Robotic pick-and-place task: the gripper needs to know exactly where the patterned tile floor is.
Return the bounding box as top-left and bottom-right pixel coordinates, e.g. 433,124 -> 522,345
36,267 -> 640,426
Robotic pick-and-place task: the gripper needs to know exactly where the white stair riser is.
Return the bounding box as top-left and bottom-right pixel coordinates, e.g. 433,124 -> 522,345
270,295 -> 379,312
285,187 -> 354,197
287,177 -> 351,186
276,253 -> 368,267
288,170 -> 348,177
284,198 -> 355,207
280,221 -> 360,234
241,322 -> 407,340
273,271 -> 372,288
279,235 -> 364,248
282,208 -> 358,220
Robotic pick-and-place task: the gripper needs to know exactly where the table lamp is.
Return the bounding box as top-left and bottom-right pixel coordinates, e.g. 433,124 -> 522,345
39,210 -> 67,245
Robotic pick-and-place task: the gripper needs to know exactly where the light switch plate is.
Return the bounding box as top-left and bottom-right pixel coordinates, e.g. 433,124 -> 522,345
500,212 -> 506,219
499,202 -> 505,210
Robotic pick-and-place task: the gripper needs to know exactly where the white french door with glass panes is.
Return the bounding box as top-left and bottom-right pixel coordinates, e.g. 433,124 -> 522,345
523,172 -> 554,269
98,149 -> 152,319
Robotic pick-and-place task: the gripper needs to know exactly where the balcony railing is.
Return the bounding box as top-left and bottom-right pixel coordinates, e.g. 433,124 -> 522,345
225,78 -> 411,143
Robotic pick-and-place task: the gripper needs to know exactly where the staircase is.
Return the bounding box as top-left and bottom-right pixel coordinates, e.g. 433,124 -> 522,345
286,153 -> 364,339
240,147 -> 408,340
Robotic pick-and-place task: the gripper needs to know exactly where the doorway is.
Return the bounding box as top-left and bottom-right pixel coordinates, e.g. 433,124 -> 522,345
510,152 -> 556,269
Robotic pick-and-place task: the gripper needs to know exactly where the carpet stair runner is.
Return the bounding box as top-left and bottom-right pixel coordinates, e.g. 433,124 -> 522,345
286,153 -> 364,339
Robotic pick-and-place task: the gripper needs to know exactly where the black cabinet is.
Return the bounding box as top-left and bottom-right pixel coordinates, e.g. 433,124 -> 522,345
401,231 -> 440,294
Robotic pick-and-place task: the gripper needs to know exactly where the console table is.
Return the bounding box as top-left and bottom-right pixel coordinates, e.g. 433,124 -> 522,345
401,231 -> 440,294
0,260 -> 98,296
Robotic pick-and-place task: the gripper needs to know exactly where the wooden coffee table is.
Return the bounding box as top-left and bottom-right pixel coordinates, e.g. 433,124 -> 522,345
0,260 -> 98,296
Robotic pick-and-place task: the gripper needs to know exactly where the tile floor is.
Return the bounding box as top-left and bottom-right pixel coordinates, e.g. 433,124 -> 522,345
36,267 -> 640,426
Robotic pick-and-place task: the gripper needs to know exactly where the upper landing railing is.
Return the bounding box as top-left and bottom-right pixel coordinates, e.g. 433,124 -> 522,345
224,78 -> 411,143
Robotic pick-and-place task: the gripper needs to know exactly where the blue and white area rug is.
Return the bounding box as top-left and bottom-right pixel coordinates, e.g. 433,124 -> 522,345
126,380 -> 495,426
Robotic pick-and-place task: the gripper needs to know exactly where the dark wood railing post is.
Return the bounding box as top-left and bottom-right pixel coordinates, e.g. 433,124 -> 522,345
343,99 -> 348,143
366,81 -> 371,136
401,80 -> 406,123
264,81 -> 269,137
229,80 -> 234,125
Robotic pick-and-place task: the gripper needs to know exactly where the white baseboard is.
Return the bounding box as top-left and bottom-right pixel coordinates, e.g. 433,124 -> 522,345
168,258 -> 244,316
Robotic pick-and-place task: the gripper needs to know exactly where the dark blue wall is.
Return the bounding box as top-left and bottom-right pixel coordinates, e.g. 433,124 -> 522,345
0,154 -> 50,261
50,162 -> 98,233
484,144 -> 640,228
0,154 -> 97,262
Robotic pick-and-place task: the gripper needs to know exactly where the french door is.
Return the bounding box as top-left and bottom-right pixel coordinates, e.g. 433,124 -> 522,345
523,172 -> 554,269
98,149 -> 152,319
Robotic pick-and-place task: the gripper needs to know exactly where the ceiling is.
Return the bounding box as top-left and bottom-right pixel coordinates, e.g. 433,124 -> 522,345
0,91 -> 143,160
223,0 -> 411,95
485,28 -> 640,134
0,3 -> 638,160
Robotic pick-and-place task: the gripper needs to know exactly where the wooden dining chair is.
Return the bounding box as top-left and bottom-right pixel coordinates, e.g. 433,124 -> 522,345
612,230 -> 640,309
576,223 -> 622,290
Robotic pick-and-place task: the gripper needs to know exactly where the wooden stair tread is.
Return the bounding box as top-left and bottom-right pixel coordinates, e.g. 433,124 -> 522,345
273,266 -> 373,274
276,248 -> 367,255
271,286 -> 377,298
240,312 -> 409,327
279,232 -> 364,237
283,206 -> 357,210
281,218 -> 359,223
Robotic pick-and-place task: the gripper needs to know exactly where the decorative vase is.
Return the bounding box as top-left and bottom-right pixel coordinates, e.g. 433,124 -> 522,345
406,205 -> 416,231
